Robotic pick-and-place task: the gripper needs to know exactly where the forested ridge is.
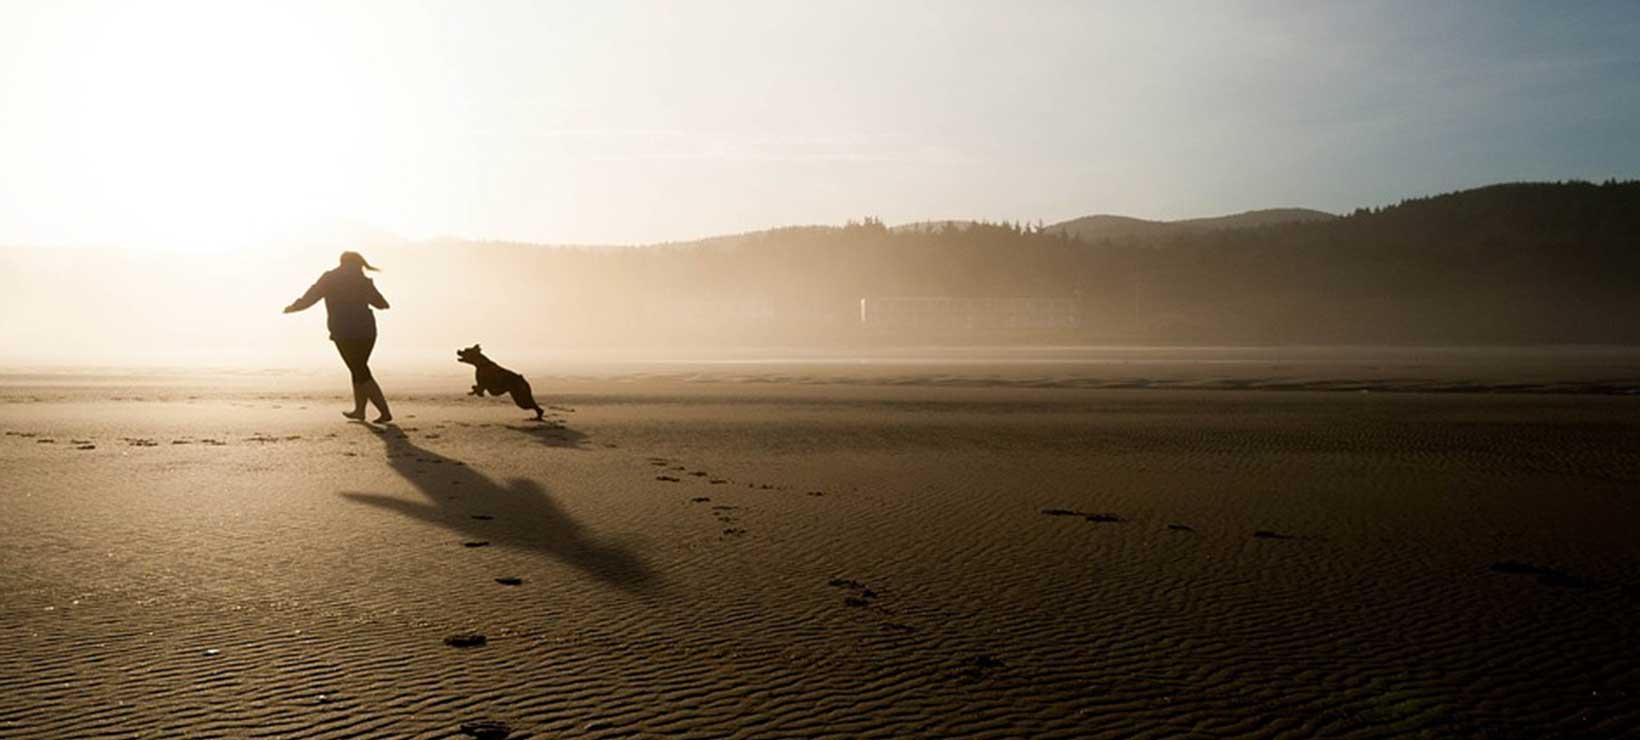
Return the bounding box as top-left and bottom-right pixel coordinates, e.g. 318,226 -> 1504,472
405,180 -> 1640,345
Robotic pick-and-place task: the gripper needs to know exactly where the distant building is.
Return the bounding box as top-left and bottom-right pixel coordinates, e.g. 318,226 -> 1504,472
859,296 -> 1079,331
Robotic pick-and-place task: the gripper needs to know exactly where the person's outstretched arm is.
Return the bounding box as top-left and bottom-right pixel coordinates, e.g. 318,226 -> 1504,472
283,275 -> 327,314
366,281 -> 389,310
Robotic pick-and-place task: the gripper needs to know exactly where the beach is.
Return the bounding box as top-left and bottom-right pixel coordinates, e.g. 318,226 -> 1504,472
2,362 -> 1638,737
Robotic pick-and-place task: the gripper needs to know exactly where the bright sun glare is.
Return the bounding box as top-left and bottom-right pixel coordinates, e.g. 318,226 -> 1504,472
10,2 -> 408,253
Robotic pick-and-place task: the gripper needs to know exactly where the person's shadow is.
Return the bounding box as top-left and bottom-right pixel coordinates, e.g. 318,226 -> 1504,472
340,424 -> 655,592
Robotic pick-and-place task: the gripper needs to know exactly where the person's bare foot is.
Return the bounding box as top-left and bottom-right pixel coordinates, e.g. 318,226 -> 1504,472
373,412 -> 393,424
342,410 -> 367,421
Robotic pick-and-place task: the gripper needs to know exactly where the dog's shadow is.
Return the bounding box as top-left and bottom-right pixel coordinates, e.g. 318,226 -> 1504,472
509,421 -> 591,449
340,424 -> 654,592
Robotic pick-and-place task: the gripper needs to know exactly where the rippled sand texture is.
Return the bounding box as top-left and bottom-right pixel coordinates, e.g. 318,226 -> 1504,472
2,384 -> 1638,737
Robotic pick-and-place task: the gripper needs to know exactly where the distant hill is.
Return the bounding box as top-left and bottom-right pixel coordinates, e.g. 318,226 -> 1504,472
4,181 -> 1637,357
1045,208 -> 1336,243
891,209 -> 1335,240
380,181 -> 1640,346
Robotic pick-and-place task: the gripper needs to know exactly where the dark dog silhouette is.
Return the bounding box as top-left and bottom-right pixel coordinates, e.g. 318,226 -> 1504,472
457,344 -> 545,420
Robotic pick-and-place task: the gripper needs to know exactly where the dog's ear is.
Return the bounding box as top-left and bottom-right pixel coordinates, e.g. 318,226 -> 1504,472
474,344 -> 481,351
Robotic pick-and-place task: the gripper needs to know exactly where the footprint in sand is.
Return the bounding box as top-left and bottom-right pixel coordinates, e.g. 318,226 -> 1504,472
469,514 -> 494,521
462,541 -> 491,548
954,654 -> 1009,681
721,528 -> 747,537
36,438 -> 56,444
689,497 -> 711,503
807,490 -> 826,497
829,578 -> 880,607
710,479 -> 730,485
494,577 -> 523,586
958,654 -> 1007,681
75,444 -> 95,450
458,719 -> 511,739
1489,561 -> 1602,590
880,623 -> 919,633
1253,530 -> 1298,540
443,633 -> 487,648
656,475 -> 681,482
1040,508 -> 1080,517
712,506 -> 740,520
1084,513 -> 1124,523
1167,523 -> 1196,533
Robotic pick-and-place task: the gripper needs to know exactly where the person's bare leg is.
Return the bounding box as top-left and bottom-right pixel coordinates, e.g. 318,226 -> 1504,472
342,382 -> 368,420
365,380 -> 392,423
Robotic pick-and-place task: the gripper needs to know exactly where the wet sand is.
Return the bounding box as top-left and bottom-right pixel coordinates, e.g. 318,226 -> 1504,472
2,370 -> 1638,737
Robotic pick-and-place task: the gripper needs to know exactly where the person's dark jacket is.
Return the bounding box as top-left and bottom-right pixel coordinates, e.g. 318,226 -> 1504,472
289,268 -> 389,341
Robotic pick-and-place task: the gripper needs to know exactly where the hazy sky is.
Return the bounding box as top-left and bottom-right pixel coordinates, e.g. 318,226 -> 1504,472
2,0 -> 1637,249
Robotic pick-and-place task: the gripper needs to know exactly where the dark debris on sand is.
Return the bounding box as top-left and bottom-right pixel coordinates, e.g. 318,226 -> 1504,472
462,541 -> 491,548
494,577 -> 523,586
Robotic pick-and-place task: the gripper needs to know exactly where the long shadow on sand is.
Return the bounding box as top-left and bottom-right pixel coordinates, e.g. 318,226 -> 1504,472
340,424 -> 655,592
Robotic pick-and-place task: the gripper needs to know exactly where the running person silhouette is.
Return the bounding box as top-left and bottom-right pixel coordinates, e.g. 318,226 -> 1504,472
284,251 -> 393,423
